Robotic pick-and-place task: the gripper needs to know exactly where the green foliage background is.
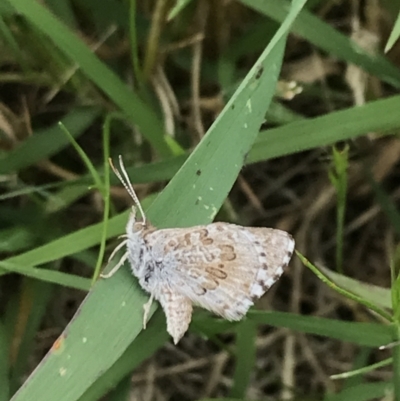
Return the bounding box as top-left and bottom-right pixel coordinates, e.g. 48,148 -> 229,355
1,0 -> 400,400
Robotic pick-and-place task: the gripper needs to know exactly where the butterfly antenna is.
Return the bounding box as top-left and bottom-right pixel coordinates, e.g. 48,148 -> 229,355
109,156 -> 146,225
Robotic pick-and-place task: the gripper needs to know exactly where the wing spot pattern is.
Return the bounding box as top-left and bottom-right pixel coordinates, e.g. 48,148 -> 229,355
206,267 -> 227,279
219,244 -> 236,261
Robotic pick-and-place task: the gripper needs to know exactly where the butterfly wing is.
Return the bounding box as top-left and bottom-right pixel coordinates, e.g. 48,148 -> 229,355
146,222 -> 294,321
157,287 -> 192,344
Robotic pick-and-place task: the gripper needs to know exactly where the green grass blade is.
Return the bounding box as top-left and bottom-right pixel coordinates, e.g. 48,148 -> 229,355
342,348 -> 374,388
0,262 -> 90,292
0,15 -> 28,70
9,279 -> 54,395
146,4 -> 306,229
319,266 -> 391,310
45,0 -> 77,28
0,227 -> 34,253
46,93 -> 400,213
59,114 -> 112,284
12,269 -> 150,401
77,310 -> 168,401
248,311 -> 392,347
230,320 -> 257,398
248,94 -> 400,163
3,211 -> 129,268
240,0 -> 400,88
9,1 -> 307,399
8,0 -> 175,157
128,0 -> 143,90
328,145 -> 349,273
167,0 -> 193,21
45,156 -> 187,213
385,11 -> 400,52
5,92 -> 400,268
369,177 -> 400,399
0,1 -> 14,15
58,123 -> 105,196
91,115 -> 112,283
298,251 -> 392,322
324,382 -> 392,401
331,357 -> 391,381
193,310 -> 393,348
0,107 -> 99,175
392,325 -> 400,400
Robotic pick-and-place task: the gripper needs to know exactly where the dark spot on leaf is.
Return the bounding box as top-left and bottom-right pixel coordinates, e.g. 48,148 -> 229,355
196,169 -> 201,176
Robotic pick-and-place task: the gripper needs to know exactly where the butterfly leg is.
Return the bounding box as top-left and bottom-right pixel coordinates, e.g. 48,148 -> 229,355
142,293 -> 155,329
158,288 -> 193,344
100,251 -> 128,278
107,239 -> 128,264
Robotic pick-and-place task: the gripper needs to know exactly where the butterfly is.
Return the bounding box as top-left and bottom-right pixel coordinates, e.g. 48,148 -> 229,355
102,156 -> 295,344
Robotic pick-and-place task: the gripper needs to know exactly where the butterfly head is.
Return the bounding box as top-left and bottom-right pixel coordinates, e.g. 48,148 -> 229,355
127,205 -> 147,234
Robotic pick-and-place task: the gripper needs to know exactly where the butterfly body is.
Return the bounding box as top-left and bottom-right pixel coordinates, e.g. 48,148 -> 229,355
125,211 -> 295,343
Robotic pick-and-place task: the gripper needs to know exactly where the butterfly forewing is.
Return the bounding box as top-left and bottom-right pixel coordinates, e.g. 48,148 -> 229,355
145,222 -> 294,321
